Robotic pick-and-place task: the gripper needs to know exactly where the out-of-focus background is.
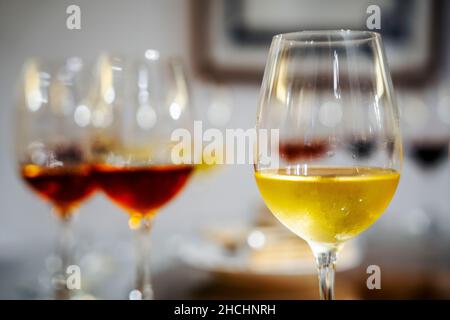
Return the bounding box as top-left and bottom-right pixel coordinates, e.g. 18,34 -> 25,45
1,0 -> 450,299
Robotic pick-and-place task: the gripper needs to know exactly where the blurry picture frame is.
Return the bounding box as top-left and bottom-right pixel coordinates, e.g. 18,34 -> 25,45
191,0 -> 443,87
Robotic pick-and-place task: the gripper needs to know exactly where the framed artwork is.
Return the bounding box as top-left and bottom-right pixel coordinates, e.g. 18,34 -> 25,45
190,0 -> 443,87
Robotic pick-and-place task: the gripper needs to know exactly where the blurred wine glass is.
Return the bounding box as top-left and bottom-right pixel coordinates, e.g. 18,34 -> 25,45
192,82 -> 232,174
399,86 -> 450,236
15,57 -> 96,299
88,52 -> 194,300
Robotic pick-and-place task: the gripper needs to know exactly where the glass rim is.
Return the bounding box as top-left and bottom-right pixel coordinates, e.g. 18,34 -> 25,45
274,29 -> 381,45
97,50 -> 183,65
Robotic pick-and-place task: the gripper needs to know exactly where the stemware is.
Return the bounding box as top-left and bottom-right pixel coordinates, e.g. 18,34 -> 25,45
192,82 -> 232,174
398,87 -> 450,237
15,57 -> 96,299
88,52 -> 193,299
254,30 -> 402,299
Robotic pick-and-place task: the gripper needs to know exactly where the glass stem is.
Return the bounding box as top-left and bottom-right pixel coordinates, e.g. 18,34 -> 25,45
134,216 -> 154,300
54,211 -> 74,300
310,242 -> 337,300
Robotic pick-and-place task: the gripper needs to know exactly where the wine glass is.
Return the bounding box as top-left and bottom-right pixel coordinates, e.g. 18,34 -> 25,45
254,30 -> 402,300
399,87 -> 450,237
15,57 -> 96,299
88,52 -> 193,300
192,82 -> 232,174
401,88 -> 449,171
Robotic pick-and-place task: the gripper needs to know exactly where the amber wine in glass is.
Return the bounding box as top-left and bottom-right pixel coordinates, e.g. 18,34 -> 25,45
88,53 -> 193,299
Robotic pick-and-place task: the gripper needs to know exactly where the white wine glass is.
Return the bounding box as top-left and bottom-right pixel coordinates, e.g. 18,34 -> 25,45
254,30 -> 402,300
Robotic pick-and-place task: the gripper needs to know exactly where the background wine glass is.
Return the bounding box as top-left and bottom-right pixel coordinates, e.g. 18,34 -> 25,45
15,57 -> 96,299
254,30 -> 402,299
88,52 -> 194,300
192,82 -> 233,174
399,88 -> 450,236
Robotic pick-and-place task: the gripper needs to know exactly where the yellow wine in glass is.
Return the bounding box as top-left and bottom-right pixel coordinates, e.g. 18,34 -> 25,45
255,167 -> 400,244
195,148 -> 223,173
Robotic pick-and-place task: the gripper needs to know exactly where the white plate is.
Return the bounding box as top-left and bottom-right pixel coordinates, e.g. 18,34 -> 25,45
177,228 -> 362,279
